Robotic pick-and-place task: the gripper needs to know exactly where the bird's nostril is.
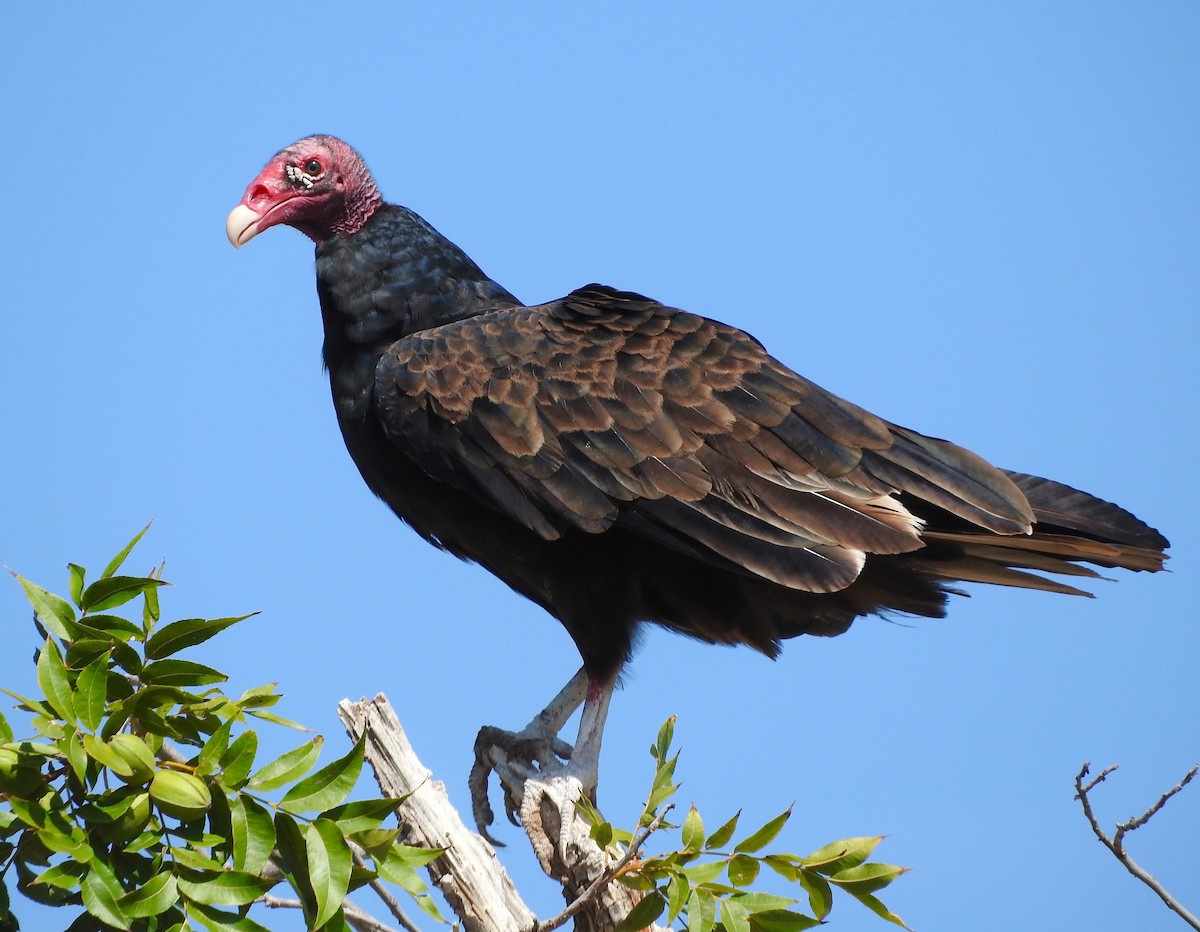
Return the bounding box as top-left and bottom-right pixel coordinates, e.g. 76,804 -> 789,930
247,184 -> 272,208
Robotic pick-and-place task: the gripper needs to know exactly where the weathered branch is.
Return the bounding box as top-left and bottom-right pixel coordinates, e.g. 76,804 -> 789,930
1074,761 -> 1199,930
339,695 -> 537,932
537,803 -> 674,931
339,694 -> 668,932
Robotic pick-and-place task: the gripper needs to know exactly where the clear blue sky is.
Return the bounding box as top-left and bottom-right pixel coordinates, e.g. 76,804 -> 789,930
2,4 -> 1196,930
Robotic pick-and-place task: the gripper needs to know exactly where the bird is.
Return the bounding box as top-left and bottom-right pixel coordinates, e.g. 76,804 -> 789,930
227,134 -> 1168,836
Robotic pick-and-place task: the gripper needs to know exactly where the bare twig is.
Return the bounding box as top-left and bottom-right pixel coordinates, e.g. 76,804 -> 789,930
259,894 -> 401,932
1074,761 -> 1199,930
535,803 -> 674,931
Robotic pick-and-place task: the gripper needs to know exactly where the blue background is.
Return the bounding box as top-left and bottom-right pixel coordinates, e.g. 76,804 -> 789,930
2,4 -> 1196,930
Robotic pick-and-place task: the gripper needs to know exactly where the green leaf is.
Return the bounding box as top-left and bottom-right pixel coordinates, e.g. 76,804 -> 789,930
65,638 -> 115,670
76,653 -> 111,731
144,615 -> 254,661
306,819 -> 352,928
728,853 -> 760,887
801,836 -> 883,874
379,843 -> 442,869
0,709 -> 11,744
197,719 -> 234,775
274,811 -> 315,920
687,886 -> 717,932
187,901 -> 274,932
141,660 -> 228,688
247,735 -> 322,791
218,730 -> 259,789
591,819 -> 613,847
653,716 -> 676,761
77,613 -> 144,639
177,869 -> 276,907
12,572 -> 77,640
101,524 -> 152,579
32,861 -> 87,891
614,890 -> 665,932
722,897 -> 752,932
81,576 -> 167,613
82,858 -> 132,930
642,779 -> 679,816
168,845 -> 227,872
681,804 -> 705,853
230,795 -> 275,875
411,892 -> 449,924
681,860 -> 726,886
665,873 -> 689,923
244,708 -> 306,730
828,862 -> 907,897
322,797 -> 405,835
36,638 -> 75,724
63,729 -> 90,782
375,851 -> 426,894
234,683 -> 281,709
853,891 -> 910,929
747,908 -> 820,932
706,809 -> 741,851
797,868 -> 832,919
733,805 -> 792,854
142,579 -> 161,626
67,563 -> 87,607
730,892 -> 798,914
279,736 -> 364,814
350,827 -> 402,855
762,854 -> 799,881
83,733 -> 132,775
0,686 -> 53,718
118,871 -> 179,919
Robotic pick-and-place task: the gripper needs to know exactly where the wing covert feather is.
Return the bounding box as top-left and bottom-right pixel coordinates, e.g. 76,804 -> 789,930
371,285 -> 1041,593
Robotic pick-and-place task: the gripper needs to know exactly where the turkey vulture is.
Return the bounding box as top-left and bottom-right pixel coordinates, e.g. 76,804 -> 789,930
227,135 -> 1168,834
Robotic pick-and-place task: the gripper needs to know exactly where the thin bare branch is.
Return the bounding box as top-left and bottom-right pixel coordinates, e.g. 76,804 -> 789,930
259,893 -> 402,932
535,803 -> 675,931
1079,762 -> 1119,797
1074,761 -> 1200,931
1116,766 -> 1198,840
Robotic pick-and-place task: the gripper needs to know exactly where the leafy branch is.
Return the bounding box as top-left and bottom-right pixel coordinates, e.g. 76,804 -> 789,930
577,718 -> 910,932
2,529 -> 914,932
0,527 -> 442,932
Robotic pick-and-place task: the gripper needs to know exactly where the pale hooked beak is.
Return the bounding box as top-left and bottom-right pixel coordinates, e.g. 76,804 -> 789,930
226,204 -> 265,248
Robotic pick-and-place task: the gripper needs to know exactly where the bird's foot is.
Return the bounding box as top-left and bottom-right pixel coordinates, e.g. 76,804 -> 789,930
470,722 -> 576,844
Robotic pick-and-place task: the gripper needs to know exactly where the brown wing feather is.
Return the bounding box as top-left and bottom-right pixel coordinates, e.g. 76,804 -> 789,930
372,284 -> 1156,600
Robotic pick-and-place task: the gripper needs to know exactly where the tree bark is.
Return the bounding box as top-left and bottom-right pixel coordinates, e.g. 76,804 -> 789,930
338,695 -> 666,932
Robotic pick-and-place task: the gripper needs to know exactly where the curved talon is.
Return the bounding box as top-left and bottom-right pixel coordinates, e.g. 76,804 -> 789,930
468,741 -> 502,844
470,723 -> 577,839
467,669 -> 606,842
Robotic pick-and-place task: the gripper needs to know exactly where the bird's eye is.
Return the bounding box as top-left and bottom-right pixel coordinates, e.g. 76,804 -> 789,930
304,159 -> 323,175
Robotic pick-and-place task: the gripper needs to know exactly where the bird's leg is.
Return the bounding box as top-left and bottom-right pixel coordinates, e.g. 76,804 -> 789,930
470,667 -> 589,841
560,671 -> 615,798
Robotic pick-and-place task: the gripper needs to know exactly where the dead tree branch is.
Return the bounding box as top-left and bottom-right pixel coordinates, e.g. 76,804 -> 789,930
338,695 -> 537,932
339,694 -> 668,932
1074,761 -> 1199,930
